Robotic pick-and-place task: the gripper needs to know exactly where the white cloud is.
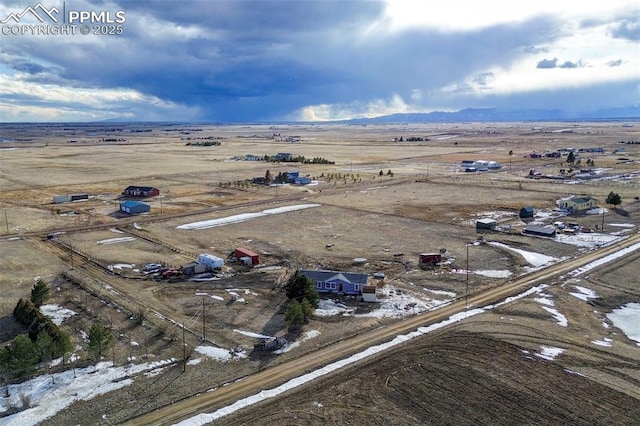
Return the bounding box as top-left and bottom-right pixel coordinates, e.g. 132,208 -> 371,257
294,93 -> 419,121
378,0 -> 638,32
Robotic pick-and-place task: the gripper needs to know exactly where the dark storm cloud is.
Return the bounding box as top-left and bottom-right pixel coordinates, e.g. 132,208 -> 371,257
536,58 -> 558,68
2,1 -> 637,121
609,18 -> 640,40
559,60 -> 584,68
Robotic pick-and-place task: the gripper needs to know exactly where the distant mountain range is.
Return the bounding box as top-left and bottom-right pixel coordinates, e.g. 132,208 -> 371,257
344,106 -> 640,124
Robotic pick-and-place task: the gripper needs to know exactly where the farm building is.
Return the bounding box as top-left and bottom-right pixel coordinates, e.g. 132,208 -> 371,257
476,218 -> 498,231
523,225 -> 556,238
285,171 -> 299,181
419,253 -> 442,269
53,195 -> 70,204
197,253 -> 224,270
460,160 -> 476,168
300,269 -> 369,296
558,196 -> 597,212
182,261 -> 207,276
122,186 -> 160,197
519,206 -> 535,218
245,154 -> 262,161
70,193 -> 89,201
235,247 -> 259,265
119,200 -> 150,215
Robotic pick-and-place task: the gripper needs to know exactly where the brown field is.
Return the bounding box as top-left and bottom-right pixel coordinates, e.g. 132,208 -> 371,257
1,121 -> 639,424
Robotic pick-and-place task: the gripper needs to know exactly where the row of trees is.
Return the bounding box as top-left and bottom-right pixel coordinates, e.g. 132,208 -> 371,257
1,279 -> 115,377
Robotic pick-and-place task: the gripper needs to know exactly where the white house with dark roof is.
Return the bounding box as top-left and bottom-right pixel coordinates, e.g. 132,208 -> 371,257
558,196 -> 597,212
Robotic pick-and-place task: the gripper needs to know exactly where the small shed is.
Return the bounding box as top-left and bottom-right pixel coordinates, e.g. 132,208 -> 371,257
235,247 -> 259,265
519,206 -> 535,218
198,253 -> 224,270
419,253 -> 442,268
182,261 -> 207,276
70,193 -> 89,201
53,195 -> 70,204
476,218 -> 498,231
120,200 -> 150,215
523,225 -> 556,238
362,285 -> 378,302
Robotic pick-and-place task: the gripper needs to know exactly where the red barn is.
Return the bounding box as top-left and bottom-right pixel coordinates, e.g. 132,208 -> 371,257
235,247 -> 259,265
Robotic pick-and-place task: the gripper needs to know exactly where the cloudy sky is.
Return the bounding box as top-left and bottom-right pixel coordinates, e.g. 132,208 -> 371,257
1,0 -> 638,122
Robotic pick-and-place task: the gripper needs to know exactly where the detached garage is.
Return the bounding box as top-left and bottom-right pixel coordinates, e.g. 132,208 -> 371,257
120,200 -> 150,215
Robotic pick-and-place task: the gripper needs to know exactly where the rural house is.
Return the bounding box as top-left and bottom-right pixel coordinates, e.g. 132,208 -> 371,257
558,196 -> 597,212
122,185 -> 160,197
300,270 -> 369,296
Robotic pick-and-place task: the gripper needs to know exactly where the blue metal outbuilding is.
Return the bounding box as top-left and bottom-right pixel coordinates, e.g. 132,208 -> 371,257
120,200 -> 150,215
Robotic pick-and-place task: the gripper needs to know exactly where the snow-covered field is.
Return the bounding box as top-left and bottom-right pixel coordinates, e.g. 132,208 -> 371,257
607,303 -> 640,346
489,241 -> 558,267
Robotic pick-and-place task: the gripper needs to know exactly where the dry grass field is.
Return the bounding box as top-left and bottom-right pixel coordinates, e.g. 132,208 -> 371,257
1,121 -> 639,424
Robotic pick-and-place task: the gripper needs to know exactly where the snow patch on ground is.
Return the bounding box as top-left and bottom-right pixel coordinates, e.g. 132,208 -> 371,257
274,330 -> 321,354
96,237 -> 136,245
0,359 -> 176,424
607,303 -> 640,346
535,346 -> 564,360
474,269 -> 512,278
314,299 -> 355,316
533,293 -> 568,326
489,242 -> 557,267
591,337 -> 613,347
357,286 -> 452,318
109,228 -> 124,234
39,304 -> 77,326
194,346 -> 245,362
569,285 -> 598,301
423,288 -> 456,298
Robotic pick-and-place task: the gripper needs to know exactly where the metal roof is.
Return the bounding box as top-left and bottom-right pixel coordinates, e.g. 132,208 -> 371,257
300,269 -> 369,285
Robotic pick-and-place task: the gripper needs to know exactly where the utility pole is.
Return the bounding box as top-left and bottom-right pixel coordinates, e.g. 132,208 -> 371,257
601,205 -> 605,232
466,243 -> 469,310
182,323 -> 186,373
202,298 -> 206,341
4,210 -> 8,234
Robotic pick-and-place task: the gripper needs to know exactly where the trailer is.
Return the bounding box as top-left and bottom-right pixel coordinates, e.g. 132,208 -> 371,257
197,253 -> 224,270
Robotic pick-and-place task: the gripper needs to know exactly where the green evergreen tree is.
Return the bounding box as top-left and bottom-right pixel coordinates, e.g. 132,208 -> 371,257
284,271 -> 319,308
606,191 -> 622,207
30,279 -> 50,307
87,323 -> 113,362
35,330 -> 55,363
285,300 -> 305,327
